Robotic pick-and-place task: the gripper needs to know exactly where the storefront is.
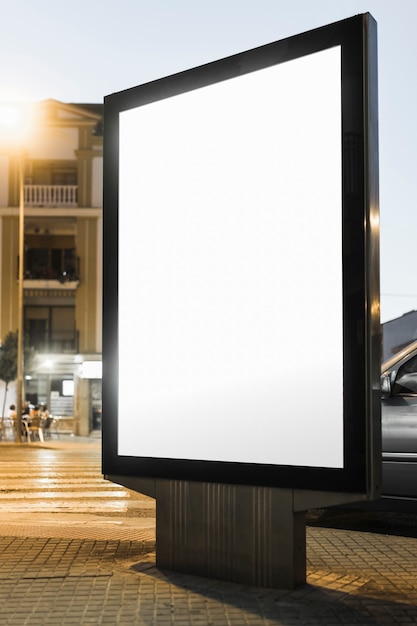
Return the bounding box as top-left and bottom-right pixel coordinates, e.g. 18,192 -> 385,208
22,356 -> 102,436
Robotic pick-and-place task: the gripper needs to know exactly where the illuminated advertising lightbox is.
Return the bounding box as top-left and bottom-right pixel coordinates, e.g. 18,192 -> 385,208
103,14 -> 380,494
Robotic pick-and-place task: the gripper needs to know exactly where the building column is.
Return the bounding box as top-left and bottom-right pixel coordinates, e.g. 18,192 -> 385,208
75,377 -> 90,436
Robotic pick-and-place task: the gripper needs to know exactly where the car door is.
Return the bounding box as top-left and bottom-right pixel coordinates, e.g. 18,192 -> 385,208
382,353 -> 417,498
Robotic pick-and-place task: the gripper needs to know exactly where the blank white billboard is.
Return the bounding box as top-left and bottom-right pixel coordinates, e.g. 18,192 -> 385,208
118,46 -> 343,468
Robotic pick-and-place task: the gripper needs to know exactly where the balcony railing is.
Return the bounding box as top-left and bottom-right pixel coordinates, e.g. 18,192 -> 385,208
24,185 -> 78,207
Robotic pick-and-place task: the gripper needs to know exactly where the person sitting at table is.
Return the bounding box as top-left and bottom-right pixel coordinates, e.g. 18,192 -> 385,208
40,404 -> 53,437
6,405 -> 17,440
40,404 -> 49,420
30,404 -> 41,419
20,402 -> 31,438
9,404 -> 17,423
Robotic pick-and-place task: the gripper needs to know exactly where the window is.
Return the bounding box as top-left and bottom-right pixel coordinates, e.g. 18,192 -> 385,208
25,306 -> 77,353
52,170 -> 77,186
31,162 -> 77,186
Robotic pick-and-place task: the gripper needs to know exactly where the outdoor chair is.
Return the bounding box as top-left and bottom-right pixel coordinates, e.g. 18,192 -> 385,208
0,418 -> 15,441
25,416 -> 44,442
41,416 -> 54,439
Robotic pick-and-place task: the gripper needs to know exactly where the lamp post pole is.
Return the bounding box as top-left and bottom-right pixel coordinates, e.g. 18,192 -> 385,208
15,153 -> 24,443
0,105 -> 30,443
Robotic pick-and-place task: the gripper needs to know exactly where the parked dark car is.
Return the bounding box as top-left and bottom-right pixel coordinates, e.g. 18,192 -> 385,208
381,340 -> 417,503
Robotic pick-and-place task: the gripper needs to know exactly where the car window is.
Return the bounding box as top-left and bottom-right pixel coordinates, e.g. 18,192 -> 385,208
393,354 -> 417,395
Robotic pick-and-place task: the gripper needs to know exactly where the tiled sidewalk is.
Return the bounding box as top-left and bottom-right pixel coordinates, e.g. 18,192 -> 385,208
0,525 -> 416,625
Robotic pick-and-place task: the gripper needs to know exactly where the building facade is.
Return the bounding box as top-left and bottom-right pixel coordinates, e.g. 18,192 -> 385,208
0,100 -> 103,435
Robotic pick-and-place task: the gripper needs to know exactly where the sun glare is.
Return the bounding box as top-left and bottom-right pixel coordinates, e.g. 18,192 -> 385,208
0,105 -> 20,128
0,103 -> 35,147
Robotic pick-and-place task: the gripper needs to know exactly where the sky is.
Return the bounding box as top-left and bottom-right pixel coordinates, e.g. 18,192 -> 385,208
0,0 -> 416,324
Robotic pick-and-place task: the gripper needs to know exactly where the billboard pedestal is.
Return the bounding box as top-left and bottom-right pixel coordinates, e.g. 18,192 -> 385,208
155,481 -> 306,590
107,473 -> 369,589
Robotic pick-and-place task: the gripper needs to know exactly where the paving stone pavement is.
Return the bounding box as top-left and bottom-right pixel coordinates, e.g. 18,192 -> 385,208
1,523 -> 417,624
1,438 -> 417,624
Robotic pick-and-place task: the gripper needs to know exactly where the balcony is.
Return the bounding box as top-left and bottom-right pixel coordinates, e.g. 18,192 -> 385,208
24,185 -> 78,207
22,252 -> 80,290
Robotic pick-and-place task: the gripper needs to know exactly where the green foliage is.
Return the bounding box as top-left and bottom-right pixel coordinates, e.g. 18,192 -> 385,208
0,332 -> 18,386
0,331 -> 37,419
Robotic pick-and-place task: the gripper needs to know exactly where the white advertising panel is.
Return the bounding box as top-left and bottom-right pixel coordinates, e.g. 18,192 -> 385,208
118,47 -> 343,468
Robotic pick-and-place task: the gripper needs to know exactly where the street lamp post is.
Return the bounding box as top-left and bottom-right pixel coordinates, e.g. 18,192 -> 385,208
0,105 -> 29,443
15,153 -> 24,443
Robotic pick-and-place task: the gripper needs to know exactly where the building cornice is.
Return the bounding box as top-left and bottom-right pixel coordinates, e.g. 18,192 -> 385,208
0,207 -> 102,218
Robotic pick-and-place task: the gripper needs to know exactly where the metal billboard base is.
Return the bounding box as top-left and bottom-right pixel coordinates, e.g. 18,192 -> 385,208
108,475 -> 366,589
156,481 -> 306,589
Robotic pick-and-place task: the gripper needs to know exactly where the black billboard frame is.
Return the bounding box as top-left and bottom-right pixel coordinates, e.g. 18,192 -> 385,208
102,13 -> 380,497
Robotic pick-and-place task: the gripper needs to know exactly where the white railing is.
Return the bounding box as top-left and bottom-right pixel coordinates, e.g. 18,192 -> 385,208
24,185 -> 78,207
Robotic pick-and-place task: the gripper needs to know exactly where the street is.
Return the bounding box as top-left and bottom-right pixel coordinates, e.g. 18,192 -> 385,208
0,436 -> 155,542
